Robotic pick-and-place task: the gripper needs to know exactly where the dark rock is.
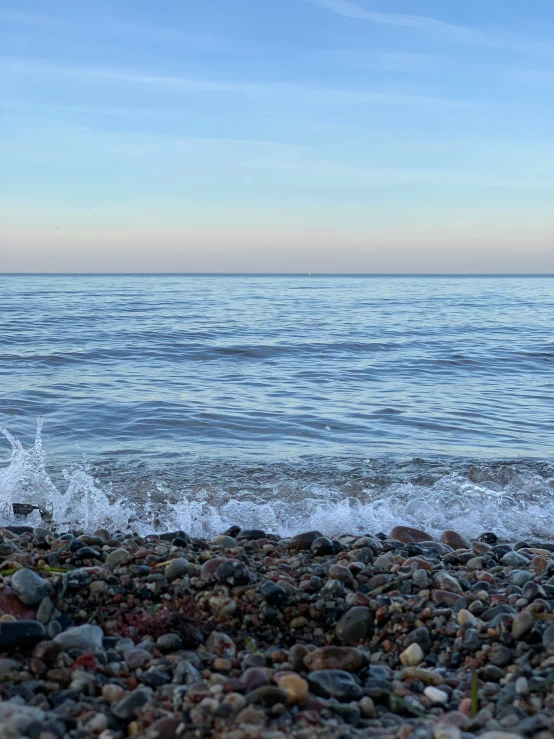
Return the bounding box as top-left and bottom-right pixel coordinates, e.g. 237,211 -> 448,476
0,620 -> 47,652
543,624 -> 554,652
113,688 -> 152,721
215,560 -> 250,586
246,686 -> 287,706
261,581 -> 288,606
307,670 -> 363,702
238,529 -> 266,540
158,531 -> 190,544
478,665 -> 505,682
336,607 -> 374,644
481,605 -> 515,621
288,531 -> 324,550
488,643 -> 513,667
311,536 -> 334,556
477,532 -> 497,544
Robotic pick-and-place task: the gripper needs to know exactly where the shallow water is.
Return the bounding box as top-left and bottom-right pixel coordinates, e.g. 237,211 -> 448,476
0,275 -> 552,537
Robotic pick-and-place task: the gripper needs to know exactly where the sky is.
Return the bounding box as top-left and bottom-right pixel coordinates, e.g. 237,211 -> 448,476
0,0 -> 553,273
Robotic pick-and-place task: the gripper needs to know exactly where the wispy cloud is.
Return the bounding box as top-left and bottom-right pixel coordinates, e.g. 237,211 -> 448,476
307,0 -> 554,58
1,57 -> 477,109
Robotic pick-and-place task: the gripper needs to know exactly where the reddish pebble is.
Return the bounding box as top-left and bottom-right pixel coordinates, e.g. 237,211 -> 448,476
403,557 -> 433,573
390,526 -> 431,543
441,530 -> 471,550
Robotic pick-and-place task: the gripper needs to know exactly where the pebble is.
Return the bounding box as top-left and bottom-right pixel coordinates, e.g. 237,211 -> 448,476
307,670 -> 363,701
113,688 -> 152,721
390,525 -> 431,543
511,610 -> 534,639
335,606 -> 374,644
303,646 -> 362,672
1,521 -> 553,739
165,557 -> 189,581
288,531 -> 324,550
400,642 -> 425,666
275,674 -> 309,704
106,548 -> 131,567
10,568 -> 50,605
542,624 -> 554,652
53,624 -> 104,652
424,686 -> 449,704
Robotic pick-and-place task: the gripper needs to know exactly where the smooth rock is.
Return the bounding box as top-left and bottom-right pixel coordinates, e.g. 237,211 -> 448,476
311,536 -> 335,556
390,525 -> 431,543
246,686 -> 288,706
400,642 -> 424,666
335,607 -> 373,644
106,548 -> 130,567
511,611 -> 534,640
288,531 -> 324,550
424,686 -> 449,704
542,624 -> 554,652
275,673 -> 309,705
307,669 -> 363,702
0,620 -> 47,652
434,571 -> 463,594
441,531 -> 471,550
165,557 -> 189,581
304,646 -> 362,672
10,568 -> 50,606
212,536 -> 238,548
113,688 -> 152,721
54,624 -> 104,652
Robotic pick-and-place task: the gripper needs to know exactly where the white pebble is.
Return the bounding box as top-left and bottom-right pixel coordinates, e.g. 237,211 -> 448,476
424,686 -> 448,704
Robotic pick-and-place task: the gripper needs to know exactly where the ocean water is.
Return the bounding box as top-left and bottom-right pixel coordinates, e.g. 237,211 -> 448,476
0,274 -> 553,539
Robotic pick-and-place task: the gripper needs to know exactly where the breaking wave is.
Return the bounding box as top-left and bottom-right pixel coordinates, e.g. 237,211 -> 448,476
1,420 -> 553,541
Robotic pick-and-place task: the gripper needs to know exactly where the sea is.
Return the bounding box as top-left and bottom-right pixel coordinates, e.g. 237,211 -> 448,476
0,274 -> 553,540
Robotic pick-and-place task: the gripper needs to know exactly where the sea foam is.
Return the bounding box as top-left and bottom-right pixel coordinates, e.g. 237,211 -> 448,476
1,420 -> 553,541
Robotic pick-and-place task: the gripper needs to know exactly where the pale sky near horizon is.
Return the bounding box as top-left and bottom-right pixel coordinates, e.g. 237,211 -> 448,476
1,0 -> 553,273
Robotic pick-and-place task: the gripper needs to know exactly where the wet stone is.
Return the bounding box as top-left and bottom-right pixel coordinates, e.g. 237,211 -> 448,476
441,530 -> 471,550
311,536 -> 335,556
390,525 -> 431,543
238,529 -> 266,540
288,531 -> 324,550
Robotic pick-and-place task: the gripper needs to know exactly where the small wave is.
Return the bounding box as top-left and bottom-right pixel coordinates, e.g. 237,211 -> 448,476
1,421 -> 553,540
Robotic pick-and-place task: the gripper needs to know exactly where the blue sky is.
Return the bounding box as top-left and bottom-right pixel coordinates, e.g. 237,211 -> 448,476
0,0 -> 553,272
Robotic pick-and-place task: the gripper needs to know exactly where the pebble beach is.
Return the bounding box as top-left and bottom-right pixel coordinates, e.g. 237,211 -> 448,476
1,522 -> 554,739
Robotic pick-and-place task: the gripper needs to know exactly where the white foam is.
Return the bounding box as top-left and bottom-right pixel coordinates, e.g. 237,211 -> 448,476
1,421 -> 553,540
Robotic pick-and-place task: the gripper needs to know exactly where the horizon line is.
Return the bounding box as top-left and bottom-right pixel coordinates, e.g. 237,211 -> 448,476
1,272 -> 553,278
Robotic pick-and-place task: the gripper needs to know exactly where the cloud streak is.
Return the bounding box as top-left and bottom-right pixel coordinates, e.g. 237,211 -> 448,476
308,0 -> 554,58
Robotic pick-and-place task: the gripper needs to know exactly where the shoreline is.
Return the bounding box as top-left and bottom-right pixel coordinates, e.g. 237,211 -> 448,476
1,523 -> 553,739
